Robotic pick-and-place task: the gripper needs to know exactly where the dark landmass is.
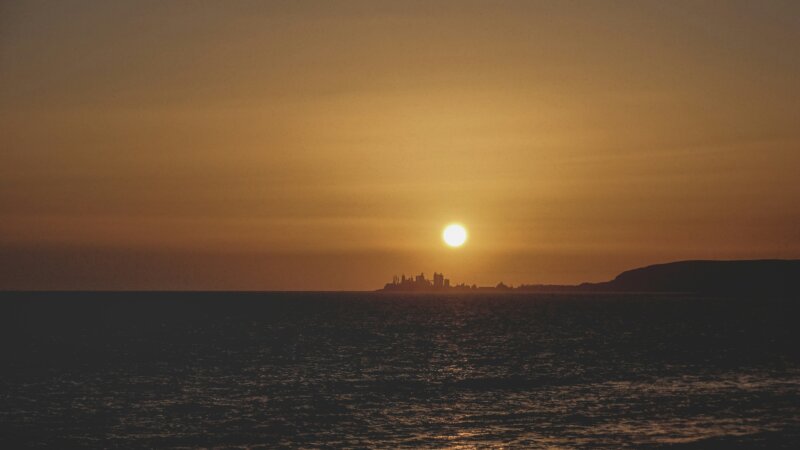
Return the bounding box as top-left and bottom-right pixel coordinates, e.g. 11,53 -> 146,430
578,259 -> 800,295
381,260 -> 800,295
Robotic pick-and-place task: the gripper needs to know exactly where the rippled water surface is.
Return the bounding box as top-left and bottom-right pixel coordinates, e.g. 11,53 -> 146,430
1,292 -> 798,448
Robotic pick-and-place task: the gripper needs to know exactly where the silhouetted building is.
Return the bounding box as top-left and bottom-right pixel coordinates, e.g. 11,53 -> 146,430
433,272 -> 444,288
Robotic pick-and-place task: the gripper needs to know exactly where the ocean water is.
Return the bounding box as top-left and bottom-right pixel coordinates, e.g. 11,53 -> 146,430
1,292 -> 798,448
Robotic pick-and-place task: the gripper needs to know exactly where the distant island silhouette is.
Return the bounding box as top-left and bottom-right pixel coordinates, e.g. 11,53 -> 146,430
380,260 -> 800,296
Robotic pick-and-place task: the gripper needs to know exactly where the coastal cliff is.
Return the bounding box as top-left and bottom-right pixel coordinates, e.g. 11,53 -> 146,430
518,260 -> 800,295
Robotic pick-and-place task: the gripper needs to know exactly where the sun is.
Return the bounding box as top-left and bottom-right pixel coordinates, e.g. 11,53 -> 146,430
443,224 -> 468,247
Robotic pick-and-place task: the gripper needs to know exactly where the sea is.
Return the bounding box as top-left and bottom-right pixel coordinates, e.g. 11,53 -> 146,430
1,292 -> 798,448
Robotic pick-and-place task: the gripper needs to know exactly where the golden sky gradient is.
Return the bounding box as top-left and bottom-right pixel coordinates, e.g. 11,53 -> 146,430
2,1 -> 799,289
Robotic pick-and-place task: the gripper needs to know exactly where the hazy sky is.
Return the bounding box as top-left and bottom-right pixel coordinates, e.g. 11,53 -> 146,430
2,0 -> 799,289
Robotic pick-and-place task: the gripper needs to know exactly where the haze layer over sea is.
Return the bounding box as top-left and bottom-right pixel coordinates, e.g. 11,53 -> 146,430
1,292 -> 798,448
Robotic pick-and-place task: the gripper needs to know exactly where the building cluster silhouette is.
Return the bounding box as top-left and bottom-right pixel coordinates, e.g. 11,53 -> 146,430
384,272 -> 451,291
382,272 -> 510,291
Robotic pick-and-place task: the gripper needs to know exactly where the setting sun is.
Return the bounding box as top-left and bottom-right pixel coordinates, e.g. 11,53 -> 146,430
443,224 -> 468,247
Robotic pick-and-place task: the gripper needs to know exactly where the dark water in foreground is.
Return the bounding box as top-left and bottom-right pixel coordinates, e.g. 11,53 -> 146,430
1,292 -> 798,448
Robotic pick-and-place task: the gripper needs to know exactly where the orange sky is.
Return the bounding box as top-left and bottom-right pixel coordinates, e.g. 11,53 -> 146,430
2,1 -> 799,290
